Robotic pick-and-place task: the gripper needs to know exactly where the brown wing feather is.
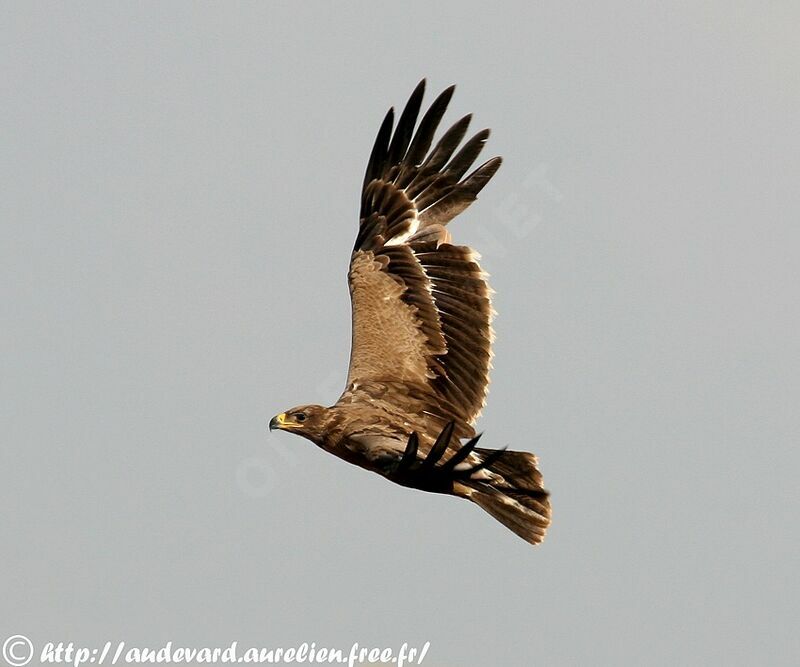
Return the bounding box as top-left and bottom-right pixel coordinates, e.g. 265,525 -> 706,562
341,80 -> 501,427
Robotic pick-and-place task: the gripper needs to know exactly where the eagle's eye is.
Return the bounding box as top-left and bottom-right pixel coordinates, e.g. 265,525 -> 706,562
295,412 -> 307,423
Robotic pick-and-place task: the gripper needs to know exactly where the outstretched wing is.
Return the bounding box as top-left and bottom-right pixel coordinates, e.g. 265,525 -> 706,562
341,80 -> 500,427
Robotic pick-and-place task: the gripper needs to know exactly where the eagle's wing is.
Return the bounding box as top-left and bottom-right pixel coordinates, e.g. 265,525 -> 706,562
341,81 -> 500,428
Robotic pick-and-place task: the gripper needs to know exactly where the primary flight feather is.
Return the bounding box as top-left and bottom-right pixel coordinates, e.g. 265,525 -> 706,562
270,80 -> 551,546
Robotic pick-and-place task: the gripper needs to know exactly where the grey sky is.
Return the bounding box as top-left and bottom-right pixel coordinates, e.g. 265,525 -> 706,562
2,2 -> 798,666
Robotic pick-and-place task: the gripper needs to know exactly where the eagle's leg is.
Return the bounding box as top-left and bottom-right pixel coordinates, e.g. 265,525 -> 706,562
386,421 -> 506,494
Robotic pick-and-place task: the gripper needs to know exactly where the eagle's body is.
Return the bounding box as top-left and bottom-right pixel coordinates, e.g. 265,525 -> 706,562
270,81 -> 551,546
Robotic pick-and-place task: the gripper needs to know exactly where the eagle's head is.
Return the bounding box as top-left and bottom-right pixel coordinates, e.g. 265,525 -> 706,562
269,404 -> 328,442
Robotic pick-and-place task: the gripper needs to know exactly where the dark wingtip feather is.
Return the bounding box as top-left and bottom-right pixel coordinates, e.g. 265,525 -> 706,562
398,431 -> 420,472
404,85 -> 456,166
388,80 -> 426,166
444,128 -> 491,182
461,156 -> 503,194
422,420 -> 455,469
443,432 -> 483,471
417,155 -> 502,224
422,114 -> 473,171
363,106 -> 395,190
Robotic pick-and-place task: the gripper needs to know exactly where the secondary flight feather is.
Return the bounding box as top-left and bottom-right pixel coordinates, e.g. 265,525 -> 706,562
270,81 -> 551,545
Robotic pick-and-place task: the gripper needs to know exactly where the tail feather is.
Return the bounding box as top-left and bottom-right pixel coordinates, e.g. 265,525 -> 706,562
462,448 -> 551,546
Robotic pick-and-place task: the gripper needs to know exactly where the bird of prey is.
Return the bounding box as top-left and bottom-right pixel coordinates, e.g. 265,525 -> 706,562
270,81 -> 551,546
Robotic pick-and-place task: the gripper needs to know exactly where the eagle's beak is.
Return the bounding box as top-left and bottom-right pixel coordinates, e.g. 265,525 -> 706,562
269,413 -> 287,431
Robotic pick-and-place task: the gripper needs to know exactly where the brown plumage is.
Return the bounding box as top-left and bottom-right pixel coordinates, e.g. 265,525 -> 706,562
270,80 -> 551,546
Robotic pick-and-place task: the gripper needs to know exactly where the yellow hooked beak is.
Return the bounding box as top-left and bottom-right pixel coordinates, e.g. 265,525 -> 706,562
269,413 -> 291,431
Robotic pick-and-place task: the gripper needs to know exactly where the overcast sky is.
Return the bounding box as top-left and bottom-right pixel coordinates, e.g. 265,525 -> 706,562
2,2 -> 798,666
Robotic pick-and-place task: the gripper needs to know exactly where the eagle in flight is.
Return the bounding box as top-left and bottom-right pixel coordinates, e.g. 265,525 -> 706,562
270,81 -> 551,545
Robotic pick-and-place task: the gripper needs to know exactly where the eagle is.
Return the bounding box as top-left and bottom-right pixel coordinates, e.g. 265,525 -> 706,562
270,81 -> 551,546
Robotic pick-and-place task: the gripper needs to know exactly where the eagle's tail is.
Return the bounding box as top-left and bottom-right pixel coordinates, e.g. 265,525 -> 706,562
462,448 -> 551,546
